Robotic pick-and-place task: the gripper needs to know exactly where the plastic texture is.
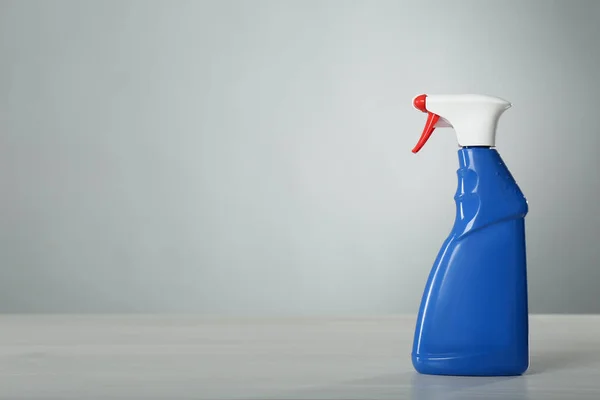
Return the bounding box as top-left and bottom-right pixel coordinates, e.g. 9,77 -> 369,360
412,147 -> 529,376
412,94 -> 511,151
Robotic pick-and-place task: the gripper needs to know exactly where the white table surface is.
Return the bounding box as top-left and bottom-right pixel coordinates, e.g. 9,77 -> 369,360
0,315 -> 598,399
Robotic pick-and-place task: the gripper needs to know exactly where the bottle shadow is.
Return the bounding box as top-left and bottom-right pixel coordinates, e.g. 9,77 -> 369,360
253,350 -> 599,400
254,372 -> 527,400
526,349 -> 600,374
410,373 -> 527,400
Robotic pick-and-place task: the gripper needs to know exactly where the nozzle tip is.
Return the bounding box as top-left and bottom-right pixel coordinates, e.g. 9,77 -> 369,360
413,94 -> 427,113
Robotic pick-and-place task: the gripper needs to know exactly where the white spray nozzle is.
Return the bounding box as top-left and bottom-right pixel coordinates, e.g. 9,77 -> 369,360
412,94 -> 511,153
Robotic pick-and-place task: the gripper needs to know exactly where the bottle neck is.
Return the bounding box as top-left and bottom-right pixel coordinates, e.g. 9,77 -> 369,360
454,146 -> 528,230
457,146 -> 497,170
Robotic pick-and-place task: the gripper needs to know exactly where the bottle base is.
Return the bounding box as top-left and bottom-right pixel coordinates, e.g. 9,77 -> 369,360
412,353 -> 528,377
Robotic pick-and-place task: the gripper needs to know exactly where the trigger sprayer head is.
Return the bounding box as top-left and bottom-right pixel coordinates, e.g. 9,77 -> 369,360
411,94 -> 512,153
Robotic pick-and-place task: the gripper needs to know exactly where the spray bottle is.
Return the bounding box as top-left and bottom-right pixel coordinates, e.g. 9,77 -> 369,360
410,94 -> 529,376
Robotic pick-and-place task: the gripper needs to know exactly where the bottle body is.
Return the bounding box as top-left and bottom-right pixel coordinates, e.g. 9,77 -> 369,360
412,147 -> 529,376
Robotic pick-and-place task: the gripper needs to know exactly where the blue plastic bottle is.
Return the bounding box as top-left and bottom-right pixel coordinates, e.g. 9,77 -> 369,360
410,94 -> 529,376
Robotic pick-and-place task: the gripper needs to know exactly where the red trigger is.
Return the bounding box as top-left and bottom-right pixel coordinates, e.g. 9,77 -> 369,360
412,112 -> 440,154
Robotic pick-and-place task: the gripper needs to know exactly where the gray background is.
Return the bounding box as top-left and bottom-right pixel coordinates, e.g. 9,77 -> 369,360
1,0 -> 598,314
